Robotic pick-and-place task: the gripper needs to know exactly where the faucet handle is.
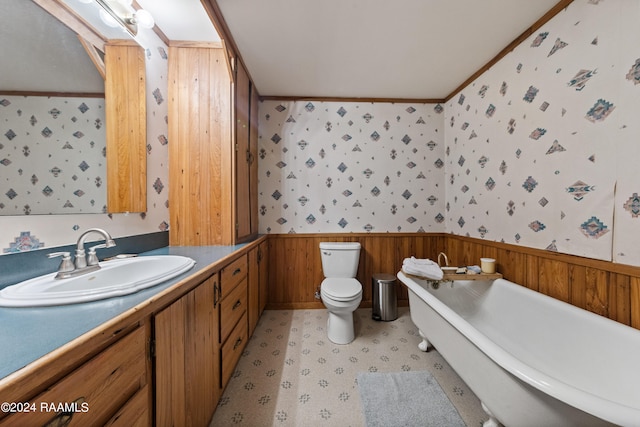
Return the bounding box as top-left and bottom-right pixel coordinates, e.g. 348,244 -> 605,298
48,252 -> 74,273
48,251 -> 70,259
87,244 -> 107,266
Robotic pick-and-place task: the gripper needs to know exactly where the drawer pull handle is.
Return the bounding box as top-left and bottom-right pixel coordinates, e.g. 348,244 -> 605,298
232,300 -> 242,310
232,268 -> 242,276
44,397 -> 85,427
233,337 -> 243,350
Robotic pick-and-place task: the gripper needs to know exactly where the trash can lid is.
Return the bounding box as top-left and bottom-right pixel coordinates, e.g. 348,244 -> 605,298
372,273 -> 396,282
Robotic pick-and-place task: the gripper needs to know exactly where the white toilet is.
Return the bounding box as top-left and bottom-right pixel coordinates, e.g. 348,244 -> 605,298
319,242 -> 363,344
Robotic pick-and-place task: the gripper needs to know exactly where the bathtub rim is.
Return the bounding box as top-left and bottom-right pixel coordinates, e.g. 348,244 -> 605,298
397,271 -> 640,426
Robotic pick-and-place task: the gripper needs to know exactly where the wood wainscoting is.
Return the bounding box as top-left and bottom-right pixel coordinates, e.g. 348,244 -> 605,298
265,233 -> 640,330
265,233 -> 445,310
445,234 -> 640,330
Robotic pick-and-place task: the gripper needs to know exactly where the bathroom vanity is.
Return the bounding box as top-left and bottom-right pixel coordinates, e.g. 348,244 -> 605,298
0,236 -> 268,426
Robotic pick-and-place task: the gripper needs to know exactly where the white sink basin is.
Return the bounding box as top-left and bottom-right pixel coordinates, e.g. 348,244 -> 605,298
0,255 -> 196,307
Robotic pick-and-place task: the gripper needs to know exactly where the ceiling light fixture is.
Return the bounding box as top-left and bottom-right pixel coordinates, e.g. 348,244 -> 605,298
94,0 -> 154,36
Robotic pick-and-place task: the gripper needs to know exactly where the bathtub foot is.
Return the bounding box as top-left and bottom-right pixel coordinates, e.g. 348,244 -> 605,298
481,402 -> 502,427
418,330 -> 431,352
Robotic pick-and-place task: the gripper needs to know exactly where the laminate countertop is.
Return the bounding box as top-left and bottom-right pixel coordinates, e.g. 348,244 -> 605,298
0,244 -> 253,380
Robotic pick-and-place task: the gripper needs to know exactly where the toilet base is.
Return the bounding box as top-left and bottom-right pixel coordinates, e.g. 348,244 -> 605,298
326,311 -> 355,344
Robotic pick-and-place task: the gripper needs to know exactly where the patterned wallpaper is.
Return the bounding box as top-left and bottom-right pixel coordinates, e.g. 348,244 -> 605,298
258,102 -> 445,234
259,0 -> 640,266
4,0 -> 639,269
0,96 -> 106,215
0,28 -> 170,254
445,0 -> 640,265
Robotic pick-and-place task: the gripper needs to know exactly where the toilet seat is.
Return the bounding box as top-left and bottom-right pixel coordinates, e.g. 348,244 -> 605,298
321,278 -> 362,301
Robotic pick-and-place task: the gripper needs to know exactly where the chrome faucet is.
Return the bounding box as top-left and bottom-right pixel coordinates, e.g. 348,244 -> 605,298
48,228 -> 116,279
74,228 -> 116,269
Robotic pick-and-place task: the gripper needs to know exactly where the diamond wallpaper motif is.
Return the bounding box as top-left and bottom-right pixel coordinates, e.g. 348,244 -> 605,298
259,0 -> 640,266
445,0 -> 639,264
0,96 -> 106,214
3,0 -> 639,268
1,30 -> 170,253
258,102 -> 445,234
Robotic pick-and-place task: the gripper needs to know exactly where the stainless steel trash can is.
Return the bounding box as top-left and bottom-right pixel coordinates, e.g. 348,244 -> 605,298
372,273 -> 397,321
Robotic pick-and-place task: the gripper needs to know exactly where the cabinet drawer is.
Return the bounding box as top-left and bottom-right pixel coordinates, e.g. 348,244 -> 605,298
1,327 -> 147,427
104,384 -> 150,427
221,313 -> 248,389
220,255 -> 247,298
220,277 -> 247,343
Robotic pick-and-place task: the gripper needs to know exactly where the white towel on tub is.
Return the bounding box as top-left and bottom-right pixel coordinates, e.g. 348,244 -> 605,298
402,257 -> 443,281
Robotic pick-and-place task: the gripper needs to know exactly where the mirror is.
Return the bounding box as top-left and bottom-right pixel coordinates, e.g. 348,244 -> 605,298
0,0 -> 107,215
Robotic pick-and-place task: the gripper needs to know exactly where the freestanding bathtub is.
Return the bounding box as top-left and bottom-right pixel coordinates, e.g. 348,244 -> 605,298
397,272 -> 640,427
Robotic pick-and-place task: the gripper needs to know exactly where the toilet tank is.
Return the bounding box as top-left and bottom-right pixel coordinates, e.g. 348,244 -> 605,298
319,242 -> 361,278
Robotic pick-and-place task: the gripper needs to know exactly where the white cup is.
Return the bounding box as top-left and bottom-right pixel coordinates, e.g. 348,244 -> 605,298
480,258 -> 496,274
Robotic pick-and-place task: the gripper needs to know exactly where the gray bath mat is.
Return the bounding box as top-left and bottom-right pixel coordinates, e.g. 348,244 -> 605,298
357,371 -> 466,427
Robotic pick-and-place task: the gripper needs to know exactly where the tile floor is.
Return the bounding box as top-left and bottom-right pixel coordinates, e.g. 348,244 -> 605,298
211,307 -> 488,426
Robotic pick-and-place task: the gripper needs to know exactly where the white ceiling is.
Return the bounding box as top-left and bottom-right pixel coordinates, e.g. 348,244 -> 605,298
4,0 -> 563,100
215,0 -> 561,99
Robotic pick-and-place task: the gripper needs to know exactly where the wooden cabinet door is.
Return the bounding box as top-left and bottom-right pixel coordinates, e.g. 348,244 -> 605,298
248,246 -> 260,335
0,326 -> 149,427
235,61 -> 252,241
105,43 -> 147,214
168,46 -> 233,246
248,241 -> 270,335
155,275 -> 220,427
258,240 -> 269,315
249,81 -> 260,237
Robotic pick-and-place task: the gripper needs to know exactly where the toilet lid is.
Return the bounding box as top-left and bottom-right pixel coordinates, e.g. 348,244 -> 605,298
321,278 -> 362,301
